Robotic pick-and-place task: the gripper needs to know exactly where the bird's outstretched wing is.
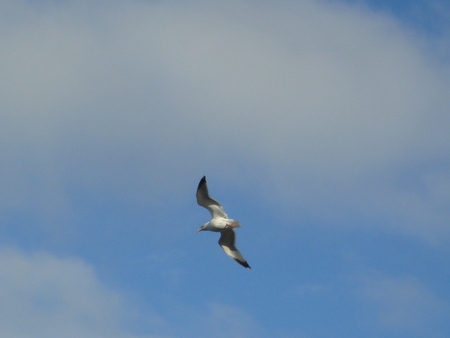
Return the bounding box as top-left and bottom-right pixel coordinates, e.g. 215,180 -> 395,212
218,229 -> 251,269
196,176 -> 228,218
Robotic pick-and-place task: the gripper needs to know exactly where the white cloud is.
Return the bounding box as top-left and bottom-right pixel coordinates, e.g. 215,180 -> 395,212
0,1 -> 449,336
0,246 -> 155,338
0,0 -> 449,244
0,246 -> 266,337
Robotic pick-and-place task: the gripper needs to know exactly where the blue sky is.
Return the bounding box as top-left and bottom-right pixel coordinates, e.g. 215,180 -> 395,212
1,0 -> 449,336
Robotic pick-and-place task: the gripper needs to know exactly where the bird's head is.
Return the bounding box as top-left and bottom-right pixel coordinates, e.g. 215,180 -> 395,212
195,222 -> 208,233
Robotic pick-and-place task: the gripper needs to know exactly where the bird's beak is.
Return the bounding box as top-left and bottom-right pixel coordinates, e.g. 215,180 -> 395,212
195,229 -> 202,233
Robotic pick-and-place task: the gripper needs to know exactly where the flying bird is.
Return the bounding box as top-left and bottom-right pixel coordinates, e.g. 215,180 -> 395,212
195,176 -> 251,269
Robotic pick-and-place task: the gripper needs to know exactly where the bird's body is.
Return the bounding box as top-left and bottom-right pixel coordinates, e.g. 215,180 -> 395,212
195,176 -> 251,269
200,218 -> 233,232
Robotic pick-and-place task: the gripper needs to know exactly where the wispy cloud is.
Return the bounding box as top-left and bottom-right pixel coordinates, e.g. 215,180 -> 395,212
1,0 -> 448,244
0,1 -> 449,336
359,273 -> 450,336
0,246 -> 153,337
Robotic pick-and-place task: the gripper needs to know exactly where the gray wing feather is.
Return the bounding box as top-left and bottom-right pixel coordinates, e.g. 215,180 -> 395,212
196,176 -> 228,218
218,229 -> 251,269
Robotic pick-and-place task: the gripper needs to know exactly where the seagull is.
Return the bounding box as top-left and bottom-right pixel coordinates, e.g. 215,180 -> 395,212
195,176 -> 251,269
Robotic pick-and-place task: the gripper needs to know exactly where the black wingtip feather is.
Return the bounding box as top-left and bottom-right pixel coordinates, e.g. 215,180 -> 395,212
235,259 -> 251,269
197,176 -> 206,190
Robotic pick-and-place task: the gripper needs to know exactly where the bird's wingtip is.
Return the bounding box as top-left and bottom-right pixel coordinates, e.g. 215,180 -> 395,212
197,176 -> 207,189
235,259 -> 251,269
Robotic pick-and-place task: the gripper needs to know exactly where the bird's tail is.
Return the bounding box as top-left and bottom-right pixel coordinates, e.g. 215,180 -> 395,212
229,220 -> 241,228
